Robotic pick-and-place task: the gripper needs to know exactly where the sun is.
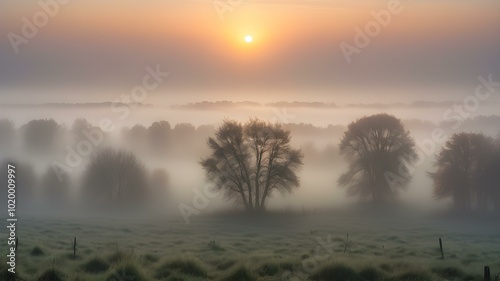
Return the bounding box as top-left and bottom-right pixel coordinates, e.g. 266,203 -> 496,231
244,35 -> 253,43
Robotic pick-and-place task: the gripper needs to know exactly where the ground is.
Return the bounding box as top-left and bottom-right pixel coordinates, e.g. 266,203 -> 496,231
1,210 -> 499,281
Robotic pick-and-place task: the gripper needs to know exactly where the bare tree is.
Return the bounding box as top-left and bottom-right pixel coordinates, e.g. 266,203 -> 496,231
430,133 -> 497,212
200,118 -> 303,211
81,148 -> 149,208
338,114 -> 418,202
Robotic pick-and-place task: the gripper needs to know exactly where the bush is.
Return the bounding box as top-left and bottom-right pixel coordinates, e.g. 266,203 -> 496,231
81,148 -> 150,209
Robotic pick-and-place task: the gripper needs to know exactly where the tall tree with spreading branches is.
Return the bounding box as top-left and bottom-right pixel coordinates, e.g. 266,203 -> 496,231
200,118 -> 303,211
338,114 -> 418,202
430,133 -> 499,211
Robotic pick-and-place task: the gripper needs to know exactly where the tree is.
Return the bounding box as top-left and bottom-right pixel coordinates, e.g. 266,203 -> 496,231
338,114 -> 418,202
148,121 -> 171,153
0,119 -> 16,150
149,168 -> 169,206
123,124 -> 148,148
430,133 -> 498,211
71,118 -> 93,140
81,148 -> 149,208
20,119 -> 62,153
41,166 -> 71,209
200,118 -> 303,211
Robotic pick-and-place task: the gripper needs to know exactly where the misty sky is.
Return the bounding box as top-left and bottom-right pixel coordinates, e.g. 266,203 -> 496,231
1,0 -> 499,104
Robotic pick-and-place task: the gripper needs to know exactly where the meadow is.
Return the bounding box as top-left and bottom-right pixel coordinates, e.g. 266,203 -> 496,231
1,210 -> 499,281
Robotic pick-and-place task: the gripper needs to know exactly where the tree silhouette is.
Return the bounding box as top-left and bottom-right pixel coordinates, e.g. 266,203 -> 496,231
41,166 -> 71,209
122,124 -> 148,150
81,148 -> 149,209
149,168 -> 169,206
0,119 -> 16,150
338,114 -> 418,202
20,119 -> 62,153
148,121 -> 171,153
430,133 -> 498,211
200,118 -> 303,211
71,118 -> 93,141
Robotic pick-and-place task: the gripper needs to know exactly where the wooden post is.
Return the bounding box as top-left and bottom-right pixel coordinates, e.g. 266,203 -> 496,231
439,238 -> 444,259
343,233 -> 349,254
484,266 -> 490,281
73,237 -> 77,259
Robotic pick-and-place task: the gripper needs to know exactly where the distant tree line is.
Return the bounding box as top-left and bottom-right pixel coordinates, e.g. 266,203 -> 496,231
0,115 -> 499,213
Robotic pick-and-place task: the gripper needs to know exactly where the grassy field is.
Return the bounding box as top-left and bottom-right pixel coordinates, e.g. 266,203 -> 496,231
1,210 -> 499,281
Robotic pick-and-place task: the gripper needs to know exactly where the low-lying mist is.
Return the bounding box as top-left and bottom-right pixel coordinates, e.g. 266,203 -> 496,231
0,104 -> 499,218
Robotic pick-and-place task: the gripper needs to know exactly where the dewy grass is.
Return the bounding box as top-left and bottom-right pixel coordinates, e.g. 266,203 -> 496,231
156,256 -> 208,278
30,246 -> 45,256
310,263 -> 362,281
6,215 -> 499,281
220,264 -> 255,281
106,262 -> 151,281
81,257 -> 110,274
37,268 -> 65,281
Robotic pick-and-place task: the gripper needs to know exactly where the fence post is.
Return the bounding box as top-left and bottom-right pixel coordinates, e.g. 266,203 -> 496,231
73,237 -> 77,259
439,238 -> 444,259
484,266 -> 490,281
